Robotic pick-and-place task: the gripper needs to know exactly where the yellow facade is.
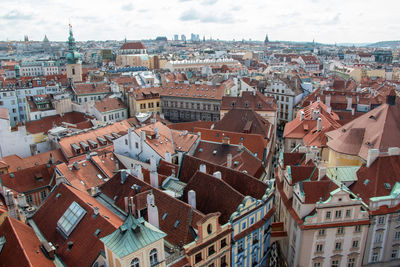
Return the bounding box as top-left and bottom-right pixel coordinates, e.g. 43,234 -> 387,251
129,96 -> 161,117
350,68 -> 386,83
105,238 -> 165,267
327,148 -> 363,167
116,55 -> 150,68
66,63 -> 83,82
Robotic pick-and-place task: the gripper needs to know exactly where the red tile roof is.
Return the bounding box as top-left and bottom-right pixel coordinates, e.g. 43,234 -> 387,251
284,101 -> 341,147
326,102 -> 400,160
0,217 -> 55,267
100,172 -> 205,246
221,91 -> 277,111
193,141 -> 264,178
73,82 -> 110,95
350,155 -> 400,205
179,155 -> 268,200
300,180 -> 338,204
58,120 -> 131,159
32,183 -> 122,267
25,112 -> 93,134
2,149 -> 65,173
120,42 -> 146,50
183,171 -> 244,224
94,97 -> 126,113
214,109 -> 273,138
160,82 -> 225,100
0,107 -> 9,120
1,164 -> 55,194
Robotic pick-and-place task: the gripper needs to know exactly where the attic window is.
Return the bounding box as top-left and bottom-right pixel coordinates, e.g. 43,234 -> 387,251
174,220 -> 180,228
198,148 -> 203,152
231,101 -> 235,107
245,101 -> 249,108
385,183 -> 391,190
234,161 -> 239,166
94,229 -> 101,237
57,201 -> 87,237
213,150 -> 217,155
56,193 -> 61,199
369,115 -> 376,120
364,179 -> 370,185
162,213 -> 168,220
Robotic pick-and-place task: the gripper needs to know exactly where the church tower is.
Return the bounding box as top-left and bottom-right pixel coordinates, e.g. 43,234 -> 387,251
66,24 -> 82,83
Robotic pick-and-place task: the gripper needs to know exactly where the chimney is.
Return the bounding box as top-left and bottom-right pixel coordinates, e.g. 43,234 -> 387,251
188,190 -> 196,209
150,155 -> 157,172
327,106 -> 332,114
386,89 -> 396,105
17,194 -> 28,208
164,151 -> 172,163
199,164 -> 207,173
154,127 -> 159,139
346,96 -> 352,110
351,108 -> 355,116
49,153 -> 55,165
318,166 -> 326,180
325,94 -> 331,107
300,110 -> 305,121
129,196 -> 136,217
73,162 -> 79,170
140,130 -> 146,153
227,154 -> 232,168
93,206 -> 99,216
150,171 -> 158,188
134,165 -> 144,180
115,159 -> 119,171
213,171 -> 222,179
367,148 -> 380,168
310,108 -> 314,119
388,147 -> 400,156
147,192 -> 159,228
317,117 -> 322,131
305,152 -> 314,163
124,197 -> 129,213
121,170 -> 128,184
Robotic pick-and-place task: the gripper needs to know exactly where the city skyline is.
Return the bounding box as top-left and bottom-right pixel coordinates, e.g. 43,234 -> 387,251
1,0 -> 400,43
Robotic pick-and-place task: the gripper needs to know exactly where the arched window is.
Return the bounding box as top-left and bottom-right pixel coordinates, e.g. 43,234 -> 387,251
130,258 -> 139,267
150,248 -> 158,266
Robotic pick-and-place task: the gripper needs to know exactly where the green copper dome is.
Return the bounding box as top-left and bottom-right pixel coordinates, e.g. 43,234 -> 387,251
66,24 -> 81,64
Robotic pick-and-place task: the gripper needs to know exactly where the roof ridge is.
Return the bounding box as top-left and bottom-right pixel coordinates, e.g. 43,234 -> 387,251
6,217 -> 33,266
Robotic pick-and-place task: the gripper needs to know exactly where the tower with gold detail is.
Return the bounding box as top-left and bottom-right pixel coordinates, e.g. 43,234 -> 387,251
66,24 -> 82,83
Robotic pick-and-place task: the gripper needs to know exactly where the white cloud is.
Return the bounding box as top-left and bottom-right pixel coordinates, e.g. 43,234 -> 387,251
0,0 -> 399,43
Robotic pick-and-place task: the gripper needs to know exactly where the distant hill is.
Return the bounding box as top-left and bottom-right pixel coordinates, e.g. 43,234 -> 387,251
365,40 -> 400,48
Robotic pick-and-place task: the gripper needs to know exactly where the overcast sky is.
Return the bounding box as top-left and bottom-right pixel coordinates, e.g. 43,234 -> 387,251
1,0 -> 399,43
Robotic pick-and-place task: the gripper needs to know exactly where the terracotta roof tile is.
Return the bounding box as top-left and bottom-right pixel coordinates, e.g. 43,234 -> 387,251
32,183 -> 122,267
94,97 -> 126,113
2,149 -> 65,173
221,91 -> 277,111
100,172 -> 205,246
0,217 -> 55,267
120,42 -> 146,50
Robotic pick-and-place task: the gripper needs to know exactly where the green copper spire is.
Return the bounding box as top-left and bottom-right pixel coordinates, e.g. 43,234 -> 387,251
66,24 -> 81,64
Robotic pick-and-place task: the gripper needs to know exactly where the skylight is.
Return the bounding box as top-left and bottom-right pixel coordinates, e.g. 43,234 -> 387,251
57,201 -> 86,237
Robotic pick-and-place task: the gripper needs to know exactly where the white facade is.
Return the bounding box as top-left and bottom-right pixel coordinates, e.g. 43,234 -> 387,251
0,116 -> 35,158
265,79 -> 296,125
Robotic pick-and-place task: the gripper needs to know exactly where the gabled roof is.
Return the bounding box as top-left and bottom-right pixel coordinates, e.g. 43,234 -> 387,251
2,149 -> 65,173
120,42 -> 146,50
0,164 -> 55,194
284,101 -> 341,147
193,127 -> 268,161
94,97 -> 126,113
25,112 -> 93,134
32,183 -> 122,267
59,120 -> 131,159
101,214 -> 165,258
100,172 -> 205,247
0,217 -> 55,267
326,102 -> 400,160
221,91 -> 277,111
193,141 -> 264,178
72,82 -> 110,95
214,108 -> 273,138
350,155 -> 400,205
183,171 -> 245,224
300,180 -> 338,204
179,155 -> 268,200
